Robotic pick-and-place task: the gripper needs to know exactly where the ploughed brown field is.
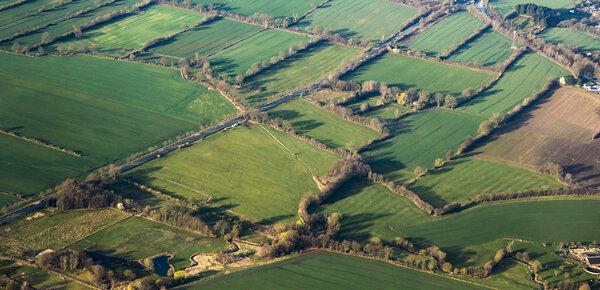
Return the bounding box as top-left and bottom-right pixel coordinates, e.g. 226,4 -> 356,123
476,87 -> 600,186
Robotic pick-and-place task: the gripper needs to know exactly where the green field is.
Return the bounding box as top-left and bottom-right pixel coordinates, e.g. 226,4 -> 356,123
511,241 -> 596,284
0,191 -> 23,208
459,53 -> 570,117
187,251 -> 487,289
317,178 -> 432,241
398,199 -> 600,266
0,0 -> 102,40
86,5 -> 205,48
407,12 -> 484,57
267,98 -> 382,151
208,29 -> 310,77
0,0 -> 56,26
149,18 -> 263,58
408,156 -> 565,208
69,215 -> 226,270
538,28 -> 600,52
0,52 -> 236,195
362,103 -> 412,122
127,124 -> 320,224
0,259 -> 89,290
449,30 -> 516,67
456,258 -> 539,289
3,0 -> 142,48
343,53 -> 495,98
296,0 -> 417,42
222,0 -> 313,18
243,43 -> 361,105
263,125 -> 341,176
1,209 -> 129,252
491,0 -> 576,16
362,108 -> 482,183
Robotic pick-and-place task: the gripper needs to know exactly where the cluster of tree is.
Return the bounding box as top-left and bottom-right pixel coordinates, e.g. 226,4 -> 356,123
477,112 -> 505,136
558,17 -> 600,37
36,249 -> 124,286
320,102 -> 388,134
51,178 -> 122,211
307,25 -> 375,48
240,38 -> 323,84
514,4 -> 557,27
366,169 -> 435,214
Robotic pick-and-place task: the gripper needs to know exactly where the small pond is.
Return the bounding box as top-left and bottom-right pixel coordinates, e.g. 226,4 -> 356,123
152,255 -> 172,277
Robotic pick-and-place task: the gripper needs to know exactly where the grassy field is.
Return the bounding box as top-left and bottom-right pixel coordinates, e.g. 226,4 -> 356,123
0,0 -> 102,40
478,87 -> 600,186
149,18 -> 263,58
1,209 -> 129,252
449,30 -> 516,67
0,259 -> 89,290
86,5 -> 205,48
459,52 -> 571,117
187,251 -> 487,289
0,191 -> 23,208
222,0 -> 313,18
510,241 -> 597,284
0,0 -> 56,26
267,98 -> 382,151
362,108 -> 483,183
491,0 -> 577,16
362,103 -> 412,123
408,156 -> 565,208
263,125 -> 341,176
538,28 -> 600,52
407,12 -> 484,57
0,52 -> 236,195
343,53 -> 495,98
126,124 -> 320,224
208,29 -> 309,77
456,258 -> 538,289
69,215 -> 226,270
3,0 -> 142,48
243,42 -> 361,105
397,199 -> 600,267
317,178 -> 432,241
296,0 -> 417,42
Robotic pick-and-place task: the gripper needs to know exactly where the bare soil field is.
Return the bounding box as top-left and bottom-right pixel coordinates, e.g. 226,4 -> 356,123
477,87 -> 600,186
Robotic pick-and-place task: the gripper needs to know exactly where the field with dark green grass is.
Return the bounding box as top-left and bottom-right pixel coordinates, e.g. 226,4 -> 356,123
398,199 -> 600,267
0,52 -> 236,195
1,0 -> 142,48
343,53 -> 496,98
362,103 -> 412,122
149,18 -> 263,58
538,28 -> 600,52
187,251 -> 487,289
459,52 -> 570,117
69,215 -> 226,270
267,98 -> 381,151
126,124 -> 321,224
407,12 -> 484,57
243,42 -> 361,105
296,0 -> 417,42
491,0 -> 577,16
449,30 -> 516,67
408,156 -> 565,208
86,5 -> 205,49
208,29 -> 309,77
222,0 -> 313,18
362,108 -> 482,183
317,178 -> 432,241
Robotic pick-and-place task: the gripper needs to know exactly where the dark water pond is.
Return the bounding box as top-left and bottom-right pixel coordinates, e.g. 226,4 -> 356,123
152,255 -> 171,277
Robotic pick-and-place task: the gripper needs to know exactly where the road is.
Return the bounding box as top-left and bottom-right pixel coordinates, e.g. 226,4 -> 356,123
0,21 -> 422,226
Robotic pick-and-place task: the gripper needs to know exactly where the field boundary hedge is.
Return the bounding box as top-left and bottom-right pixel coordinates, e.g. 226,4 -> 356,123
0,129 -> 81,157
